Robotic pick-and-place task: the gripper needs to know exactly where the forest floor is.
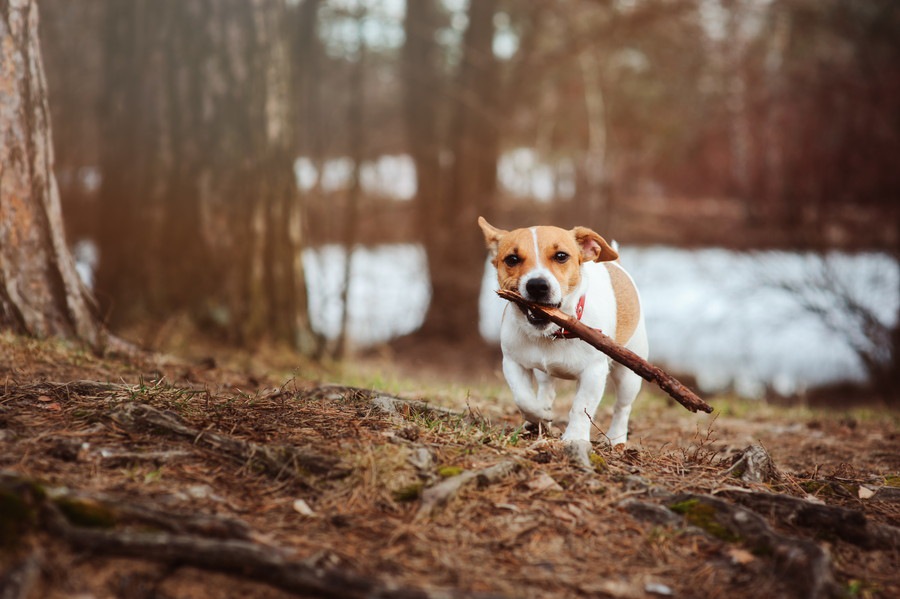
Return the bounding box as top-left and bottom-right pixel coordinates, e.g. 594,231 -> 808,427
1,331 -> 899,599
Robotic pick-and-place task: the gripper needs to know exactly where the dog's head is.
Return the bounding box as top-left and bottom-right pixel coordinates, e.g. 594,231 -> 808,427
478,216 -> 618,328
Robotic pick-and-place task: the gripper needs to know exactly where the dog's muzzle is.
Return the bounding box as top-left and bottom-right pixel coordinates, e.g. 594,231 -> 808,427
525,277 -> 553,303
519,276 -> 560,328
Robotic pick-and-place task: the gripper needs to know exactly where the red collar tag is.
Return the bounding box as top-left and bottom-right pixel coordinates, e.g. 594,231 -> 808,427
552,295 -> 585,340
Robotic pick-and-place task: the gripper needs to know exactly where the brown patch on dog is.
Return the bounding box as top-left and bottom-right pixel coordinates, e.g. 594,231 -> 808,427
604,262 -> 640,343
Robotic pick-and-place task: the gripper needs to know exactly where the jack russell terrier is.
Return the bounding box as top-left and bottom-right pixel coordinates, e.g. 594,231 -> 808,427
479,216 -> 648,447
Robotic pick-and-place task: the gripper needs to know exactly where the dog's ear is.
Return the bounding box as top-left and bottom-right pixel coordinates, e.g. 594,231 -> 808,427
572,226 -> 618,263
478,216 -> 507,258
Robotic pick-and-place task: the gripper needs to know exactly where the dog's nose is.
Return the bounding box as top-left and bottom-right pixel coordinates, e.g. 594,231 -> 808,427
525,277 -> 551,301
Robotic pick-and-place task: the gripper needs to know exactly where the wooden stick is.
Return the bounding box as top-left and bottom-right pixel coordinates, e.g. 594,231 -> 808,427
496,289 -> 713,414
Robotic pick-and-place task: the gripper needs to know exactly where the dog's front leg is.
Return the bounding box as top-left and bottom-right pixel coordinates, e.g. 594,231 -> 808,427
562,362 -> 609,443
502,357 -> 553,424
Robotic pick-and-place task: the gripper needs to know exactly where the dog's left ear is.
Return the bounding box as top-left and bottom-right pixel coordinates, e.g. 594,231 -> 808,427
572,226 -> 618,263
478,216 -> 508,258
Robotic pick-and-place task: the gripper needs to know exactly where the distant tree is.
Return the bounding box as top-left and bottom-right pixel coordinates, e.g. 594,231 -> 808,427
0,0 -> 105,349
94,0 -> 316,350
404,0 -> 501,341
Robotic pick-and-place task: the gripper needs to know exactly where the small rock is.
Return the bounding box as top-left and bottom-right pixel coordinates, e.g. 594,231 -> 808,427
406,447 -> 433,471
857,486 -> 876,500
645,581 -> 674,596
292,498 -> 315,516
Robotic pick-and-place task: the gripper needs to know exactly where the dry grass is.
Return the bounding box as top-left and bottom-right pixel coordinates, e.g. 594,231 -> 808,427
1,331 -> 898,598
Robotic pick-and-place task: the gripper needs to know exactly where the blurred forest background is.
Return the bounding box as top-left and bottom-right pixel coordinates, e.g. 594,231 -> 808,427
33,0 -> 900,397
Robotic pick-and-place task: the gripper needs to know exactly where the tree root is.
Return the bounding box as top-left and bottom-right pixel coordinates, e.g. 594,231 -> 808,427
108,403 -> 346,484
0,472 -> 479,599
721,489 -> 900,551
0,548 -> 42,599
628,493 -> 840,599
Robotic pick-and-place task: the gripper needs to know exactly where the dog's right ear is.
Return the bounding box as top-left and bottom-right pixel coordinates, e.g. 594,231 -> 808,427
478,216 -> 507,259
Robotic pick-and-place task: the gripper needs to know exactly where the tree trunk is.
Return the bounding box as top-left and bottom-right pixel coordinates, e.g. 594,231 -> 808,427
417,0 -> 500,341
95,0 -> 159,325
402,0 -> 444,236
0,0 -> 104,350
335,11 -> 366,358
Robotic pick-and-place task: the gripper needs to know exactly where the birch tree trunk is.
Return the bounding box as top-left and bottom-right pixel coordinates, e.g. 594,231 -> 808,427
0,0 -> 104,350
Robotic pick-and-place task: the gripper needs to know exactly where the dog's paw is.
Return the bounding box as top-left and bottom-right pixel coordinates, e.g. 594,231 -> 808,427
563,439 -> 592,470
518,404 -> 554,426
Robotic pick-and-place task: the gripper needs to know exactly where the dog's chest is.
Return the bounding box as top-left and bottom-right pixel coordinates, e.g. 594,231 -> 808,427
503,337 -> 598,380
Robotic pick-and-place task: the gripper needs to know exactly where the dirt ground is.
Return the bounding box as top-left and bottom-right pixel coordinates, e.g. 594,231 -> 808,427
1,331 -> 898,599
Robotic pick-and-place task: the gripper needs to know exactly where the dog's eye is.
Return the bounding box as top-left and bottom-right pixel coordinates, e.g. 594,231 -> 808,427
553,252 -> 570,264
503,254 -> 521,267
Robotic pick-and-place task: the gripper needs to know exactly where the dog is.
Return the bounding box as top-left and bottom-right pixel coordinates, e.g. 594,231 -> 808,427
478,216 -> 648,448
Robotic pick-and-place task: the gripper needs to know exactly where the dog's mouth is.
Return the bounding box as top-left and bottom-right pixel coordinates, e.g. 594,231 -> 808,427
517,303 -> 559,327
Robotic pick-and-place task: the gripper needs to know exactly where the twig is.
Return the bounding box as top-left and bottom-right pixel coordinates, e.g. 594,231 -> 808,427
496,290 -> 713,414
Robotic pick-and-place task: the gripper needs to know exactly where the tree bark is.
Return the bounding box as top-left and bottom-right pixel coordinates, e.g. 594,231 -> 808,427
0,0 -> 104,350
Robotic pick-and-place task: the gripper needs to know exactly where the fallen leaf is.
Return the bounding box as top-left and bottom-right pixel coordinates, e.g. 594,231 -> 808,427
526,471 -> 563,493
727,547 -> 756,565
37,395 -> 53,402
566,503 -> 585,519
858,486 -> 876,500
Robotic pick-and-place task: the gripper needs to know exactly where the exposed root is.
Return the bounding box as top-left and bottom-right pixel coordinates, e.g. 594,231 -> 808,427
108,403 -> 346,484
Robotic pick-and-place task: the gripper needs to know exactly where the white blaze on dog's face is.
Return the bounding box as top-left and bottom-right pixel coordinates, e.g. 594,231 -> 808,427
478,217 -> 618,326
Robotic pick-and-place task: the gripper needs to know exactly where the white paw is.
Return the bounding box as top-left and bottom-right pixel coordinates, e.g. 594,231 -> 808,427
606,429 -> 628,447
518,403 -> 553,425
563,439 -> 592,469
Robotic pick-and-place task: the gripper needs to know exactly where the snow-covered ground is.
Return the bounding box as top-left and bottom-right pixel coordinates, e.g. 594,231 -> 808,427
306,244 -> 899,397
480,247 -> 899,397
302,244 -> 431,346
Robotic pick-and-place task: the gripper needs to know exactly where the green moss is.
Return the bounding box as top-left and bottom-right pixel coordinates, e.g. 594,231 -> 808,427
668,498 -> 740,542
437,465 -> 464,478
883,475 -> 900,488
54,497 -> 117,529
392,482 -> 424,502
589,453 -> 607,473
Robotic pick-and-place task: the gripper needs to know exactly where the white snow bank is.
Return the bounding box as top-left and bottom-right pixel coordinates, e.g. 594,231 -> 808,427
480,247 -> 899,397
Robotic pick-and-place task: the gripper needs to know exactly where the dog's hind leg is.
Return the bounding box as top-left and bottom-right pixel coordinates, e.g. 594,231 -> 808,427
562,361 -> 609,443
608,325 -> 648,445
608,365 -> 641,446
